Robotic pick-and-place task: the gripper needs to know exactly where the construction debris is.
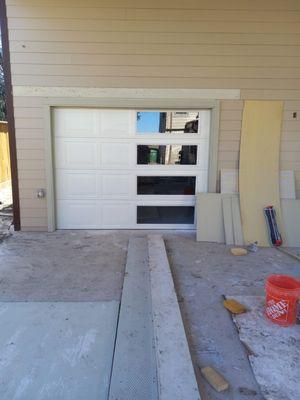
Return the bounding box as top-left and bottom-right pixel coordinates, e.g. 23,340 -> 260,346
230,247 -> 248,256
200,366 -> 229,393
223,298 -> 247,314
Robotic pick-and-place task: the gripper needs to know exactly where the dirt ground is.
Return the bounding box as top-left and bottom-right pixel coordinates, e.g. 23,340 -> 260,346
165,233 -> 300,400
0,230 -> 299,399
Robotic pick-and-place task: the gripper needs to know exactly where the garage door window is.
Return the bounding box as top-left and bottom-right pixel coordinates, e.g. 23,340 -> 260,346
137,145 -> 197,165
137,111 -> 201,134
137,206 -> 195,224
137,176 -> 196,195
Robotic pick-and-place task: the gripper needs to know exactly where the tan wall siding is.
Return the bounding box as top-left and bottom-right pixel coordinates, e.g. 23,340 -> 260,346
5,0 -> 300,229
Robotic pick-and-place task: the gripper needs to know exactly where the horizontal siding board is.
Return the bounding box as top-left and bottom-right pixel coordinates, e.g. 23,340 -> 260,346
6,8 -> 300,22
219,141 -> 240,151
220,110 -> 243,120
8,30 -> 300,46
19,188 -> 42,199
15,128 -> 44,139
20,217 -> 47,227
10,53 -> 300,68
7,19 -> 300,34
16,139 -> 44,150
18,169 -> 45,180
220,101 -> 244,110
17,149 -> 45,160
282,132 -> 300,141
9,42 -> 300,58
18,179 -> 46,189
13,96 -> 43,107
220,120 -> 242,131
14,107 -> 43,118
18,159 -> 45,170
14,118 -> 44,129
10,64 -> 300,80
20,199 -> 47,209
11,76 -> 300,90
6,1 -> 300,11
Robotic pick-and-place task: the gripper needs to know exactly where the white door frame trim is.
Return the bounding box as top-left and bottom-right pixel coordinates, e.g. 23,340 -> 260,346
44,97 -> 220,232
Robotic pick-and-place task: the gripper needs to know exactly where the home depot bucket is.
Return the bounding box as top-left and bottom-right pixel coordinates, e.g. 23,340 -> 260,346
265,275 -> 300,326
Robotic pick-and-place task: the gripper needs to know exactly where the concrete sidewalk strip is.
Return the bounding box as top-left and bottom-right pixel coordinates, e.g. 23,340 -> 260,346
109,237 -> 158,400
148,235 -> 201,400
0,301 -> 119,400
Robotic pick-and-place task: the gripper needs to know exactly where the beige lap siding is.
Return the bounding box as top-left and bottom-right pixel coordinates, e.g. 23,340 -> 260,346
5,0 -> 300,230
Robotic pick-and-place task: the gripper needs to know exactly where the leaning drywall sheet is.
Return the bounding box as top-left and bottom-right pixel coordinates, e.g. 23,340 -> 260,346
231,195 -> 244,246
222,196 -> 234,245
196,193 -> 225,243
230,296 -> 300,400
281,199 -> 300,247
239,101 -> 284,247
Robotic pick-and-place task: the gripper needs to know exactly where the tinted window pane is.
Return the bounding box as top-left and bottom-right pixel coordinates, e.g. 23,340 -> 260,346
137,111 -> 199,134
137,176 -> 196,195
137,145 -> 197,165
137,206 -> 194,224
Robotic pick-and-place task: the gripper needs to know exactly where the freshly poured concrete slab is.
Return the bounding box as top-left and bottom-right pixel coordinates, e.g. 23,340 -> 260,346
109,238 -> 158,400
148,235 -> 201,400
0,301 -> 118,400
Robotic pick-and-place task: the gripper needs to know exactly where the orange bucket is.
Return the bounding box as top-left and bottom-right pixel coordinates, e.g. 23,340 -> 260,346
265,275 -> 300,326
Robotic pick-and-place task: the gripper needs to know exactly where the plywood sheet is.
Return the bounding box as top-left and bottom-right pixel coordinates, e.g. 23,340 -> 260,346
281,199 -> 300,247
239,101 -> 284,246
196,193 -> 225,243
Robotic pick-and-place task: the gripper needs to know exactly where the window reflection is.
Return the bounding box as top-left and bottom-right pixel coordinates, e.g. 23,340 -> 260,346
137,206 -> 195,224
137,176 -> 196,195
137,145 -> 197,165
137,111 -> 199,134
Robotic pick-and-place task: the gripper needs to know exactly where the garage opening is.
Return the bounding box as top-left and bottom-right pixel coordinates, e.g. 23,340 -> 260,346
53,108 -> 211,229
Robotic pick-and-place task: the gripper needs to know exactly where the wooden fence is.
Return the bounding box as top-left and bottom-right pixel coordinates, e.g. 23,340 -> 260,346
0,122 -> 11,185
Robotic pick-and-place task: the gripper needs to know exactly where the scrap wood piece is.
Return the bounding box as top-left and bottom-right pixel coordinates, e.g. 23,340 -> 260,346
200,366 -> 229,393
230,247 -> 248,256
223,298 -> 247,314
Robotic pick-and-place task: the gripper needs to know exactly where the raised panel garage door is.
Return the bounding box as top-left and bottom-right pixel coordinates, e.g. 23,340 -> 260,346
53,108 -> 211,229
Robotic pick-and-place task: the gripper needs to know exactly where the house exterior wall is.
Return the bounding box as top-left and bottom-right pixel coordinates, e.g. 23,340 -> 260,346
4,0 -> 300,230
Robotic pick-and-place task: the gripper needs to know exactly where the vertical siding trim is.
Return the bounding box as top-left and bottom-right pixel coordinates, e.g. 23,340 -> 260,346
0,0 -> 20,230
208,100 -> 220,192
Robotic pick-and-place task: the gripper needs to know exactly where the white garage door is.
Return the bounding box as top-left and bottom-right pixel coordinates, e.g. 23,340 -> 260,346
53,108 -> 211,229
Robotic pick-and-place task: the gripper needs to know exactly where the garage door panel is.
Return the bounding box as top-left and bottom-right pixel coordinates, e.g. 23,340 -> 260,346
102,203 -> 135,228
55,139 -> 99,169
102,174 -> 133,198
56,201 -> 101,229
54,108 -> 100,138
56,171 -> 99,200
101,143 -> 132,168
99,110 -> 134,137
